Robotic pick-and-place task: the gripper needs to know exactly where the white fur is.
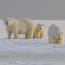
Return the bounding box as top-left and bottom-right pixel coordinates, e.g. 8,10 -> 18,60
4,18 -> 35,39
48,24 -> 64,44
33,24 -> 44,39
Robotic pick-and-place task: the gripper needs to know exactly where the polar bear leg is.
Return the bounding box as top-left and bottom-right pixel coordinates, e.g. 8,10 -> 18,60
7,26 -> 12,39
25,33 -> 30,39
48,37 -> 54,43
25,32 -> 28,39
40,31 -> 43,39
37,33 -> 41,39
14,33 -> 18,39
53,38 -> 62,44
33,34 -> 35,39
33,34 -> 36,39
25,32 -> 33,39
33,32 -> 41,39
8,31 -> 12,39
25,26 -> 34,39
25,30 -> 34,39
49,37 -> 57,43
13,27 -> 18,39
49,38 -> 52,43
25,34 -> 29,39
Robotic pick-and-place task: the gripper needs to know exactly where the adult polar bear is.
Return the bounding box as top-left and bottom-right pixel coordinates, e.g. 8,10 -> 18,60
48,24 -> 64,44
4,18 -> 35,39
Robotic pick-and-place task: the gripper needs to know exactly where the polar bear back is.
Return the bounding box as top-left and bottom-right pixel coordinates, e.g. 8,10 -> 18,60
16,18 -> 35,34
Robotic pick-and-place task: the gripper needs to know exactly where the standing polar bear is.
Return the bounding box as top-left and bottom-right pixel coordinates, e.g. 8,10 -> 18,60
4,18 -> 35,39
33,24 -> 44,39
48,24 -> 64,44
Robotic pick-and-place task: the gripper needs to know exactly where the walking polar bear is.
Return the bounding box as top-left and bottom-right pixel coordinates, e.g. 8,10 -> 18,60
4,18 -> 35,39
48,24 -> 64,44
33,24 -> 44,39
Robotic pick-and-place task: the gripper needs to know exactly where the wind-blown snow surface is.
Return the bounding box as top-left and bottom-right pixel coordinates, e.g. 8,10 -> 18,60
0,20 -> 65,65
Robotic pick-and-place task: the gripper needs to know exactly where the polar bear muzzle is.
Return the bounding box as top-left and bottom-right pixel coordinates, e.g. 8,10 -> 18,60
4,19 -> 8,25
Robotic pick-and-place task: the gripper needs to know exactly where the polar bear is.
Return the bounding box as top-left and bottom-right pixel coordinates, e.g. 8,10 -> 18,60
33,24 -> 44,39
48,24 -> 64,44
4,18 -> 35,39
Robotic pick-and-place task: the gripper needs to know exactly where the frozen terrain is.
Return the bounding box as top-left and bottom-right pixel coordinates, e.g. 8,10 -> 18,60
0,20 -> 65,65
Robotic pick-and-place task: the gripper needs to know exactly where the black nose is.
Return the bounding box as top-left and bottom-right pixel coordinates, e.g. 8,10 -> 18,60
6,22 -> 8,25
58,37 -> 60,39
40,27 -> 42,29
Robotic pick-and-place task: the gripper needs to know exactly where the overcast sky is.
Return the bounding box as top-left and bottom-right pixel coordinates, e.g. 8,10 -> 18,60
0,0 -> 65,20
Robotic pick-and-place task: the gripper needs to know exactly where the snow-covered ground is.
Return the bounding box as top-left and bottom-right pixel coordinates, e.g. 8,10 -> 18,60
0,20 -> 65,65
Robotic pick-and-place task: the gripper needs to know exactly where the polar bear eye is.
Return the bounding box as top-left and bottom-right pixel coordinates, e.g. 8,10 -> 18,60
56,32 -> 59,37
62,32 -> 63,35
56,32 -> 58,35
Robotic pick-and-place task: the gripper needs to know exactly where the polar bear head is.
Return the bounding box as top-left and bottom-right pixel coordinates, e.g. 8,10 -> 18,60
4,18 -> 16,26
54,26 -> 64,42
3,19 -> 8,25
36,24 -> 44,31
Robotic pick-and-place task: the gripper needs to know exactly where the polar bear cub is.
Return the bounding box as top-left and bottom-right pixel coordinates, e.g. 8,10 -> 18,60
33,24 -> 45,39
48,24 -> 64,44
4,18 -> 35,39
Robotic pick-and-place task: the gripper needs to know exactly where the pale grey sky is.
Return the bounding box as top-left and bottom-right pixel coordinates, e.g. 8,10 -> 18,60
0,0 -> 65,20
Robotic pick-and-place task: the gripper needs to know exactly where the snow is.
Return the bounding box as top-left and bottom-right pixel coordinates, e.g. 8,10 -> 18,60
0,20 -> 65,65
